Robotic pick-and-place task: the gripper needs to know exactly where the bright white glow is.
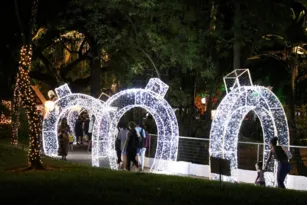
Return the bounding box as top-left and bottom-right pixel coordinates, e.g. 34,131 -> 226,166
201,97 -> 206,104
44,101 -> 55,111
209,69 -> 290,187
93,78 -> 179,173
42,84 -> 106,156
63,106 -> 81,144
211,110 -> 216,120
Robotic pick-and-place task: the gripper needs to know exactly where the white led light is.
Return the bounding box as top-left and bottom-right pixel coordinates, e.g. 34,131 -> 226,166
44,101 -> 55,111
93,78 -> 179,173
209,69 -> 290,187
42,84 -> 106,156
42,79 -> 179,174
201,97 -> 206,104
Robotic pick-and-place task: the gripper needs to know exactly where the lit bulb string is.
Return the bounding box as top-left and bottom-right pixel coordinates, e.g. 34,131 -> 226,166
93,87 -> 179,173
211,85 -> 290,183
210,106 -> 269,181
255,86 -> 290,186
42,93 -> 106,156
65,106 -> 94,145
209,85 -> 289,186
94,104 -> 165,170
45,106 -> 94,155
209,88 -> 274,179
43,79 -> 179,173
64,106 -> 80,144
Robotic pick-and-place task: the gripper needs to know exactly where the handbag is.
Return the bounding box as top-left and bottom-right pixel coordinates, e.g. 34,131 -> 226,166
282,146 -> 292,160
68,133 -> 74,143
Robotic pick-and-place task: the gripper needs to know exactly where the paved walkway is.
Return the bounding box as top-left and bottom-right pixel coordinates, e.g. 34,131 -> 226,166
65,144 -> 150,172
65,144 -> 206,178
66,144 -> 92,165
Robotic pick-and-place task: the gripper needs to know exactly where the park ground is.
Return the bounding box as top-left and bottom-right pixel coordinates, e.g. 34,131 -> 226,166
0,141 -> 307,205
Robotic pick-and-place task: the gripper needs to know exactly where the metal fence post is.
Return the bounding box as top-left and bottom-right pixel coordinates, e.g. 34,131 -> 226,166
257,144 -> 260,162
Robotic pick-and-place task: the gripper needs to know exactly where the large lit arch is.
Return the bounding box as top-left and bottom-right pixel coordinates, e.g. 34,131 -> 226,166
92,78 -> 179,173
42,84 -> 106,156
209,69 -> 290,186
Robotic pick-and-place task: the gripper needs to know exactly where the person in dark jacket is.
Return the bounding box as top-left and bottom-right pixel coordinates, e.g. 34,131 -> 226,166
124,121 -> 139,171
265,137 -> 291,188
75,115 -> 83,144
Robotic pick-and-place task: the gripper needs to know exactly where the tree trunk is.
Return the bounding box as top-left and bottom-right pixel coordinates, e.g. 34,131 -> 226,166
18,45 -> 43,169
11,78 -> 21,145
90,45 -> 101,97
289,64 -> 297,144
13,0 -> 43,168
233,2 -> 241,70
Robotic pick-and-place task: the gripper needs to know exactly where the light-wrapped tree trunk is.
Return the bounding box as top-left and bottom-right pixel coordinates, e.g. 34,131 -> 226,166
12,0 -> 43,168
17,45 -> 43,168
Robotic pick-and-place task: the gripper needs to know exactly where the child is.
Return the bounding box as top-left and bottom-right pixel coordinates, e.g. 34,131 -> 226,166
255,161 -> 265,186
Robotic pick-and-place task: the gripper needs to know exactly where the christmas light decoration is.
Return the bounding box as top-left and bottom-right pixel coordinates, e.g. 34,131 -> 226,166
209,69 -> 290,187
0,100 -> 12,124
13,45 -> 44,168
11,74 -> 21,144
93,78 -> 179,173
65,106 -> 81,144
42,84 -> 106,156
11,0 -> 40,156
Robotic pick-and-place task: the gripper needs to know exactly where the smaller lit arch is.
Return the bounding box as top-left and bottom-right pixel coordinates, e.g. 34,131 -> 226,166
42,84 -> 106,156
92,78 -> 179,173
209,69 -> 290,187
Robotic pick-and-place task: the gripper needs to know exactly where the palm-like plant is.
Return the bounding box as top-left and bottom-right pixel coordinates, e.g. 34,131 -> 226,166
248,2 -> 307,175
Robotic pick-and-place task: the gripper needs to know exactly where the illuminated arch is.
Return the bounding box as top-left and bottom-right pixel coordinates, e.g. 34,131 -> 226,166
92,78 -> 179,173
209,69 -> 290,186
61,106 -> 93,145
42,84 -> 105,156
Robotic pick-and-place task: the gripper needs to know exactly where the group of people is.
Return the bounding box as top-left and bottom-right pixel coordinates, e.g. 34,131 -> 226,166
115,121 -> 150,171
74,114 -> 95,151
57,115 -> 150,172
58,115 -> 292,188
57,112 -> 95,160
254,137 -> 292,189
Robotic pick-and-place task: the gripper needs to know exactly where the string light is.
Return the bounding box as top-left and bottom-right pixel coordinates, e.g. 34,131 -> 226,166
11,73 -> 21,145
42,79 -> 179,174
12,45 -> 43,167
42,84 -> 106,156
209,69 -> 290,187
94,78 -> 179,173
0,100 -> 12,124
11,0 -> 40,148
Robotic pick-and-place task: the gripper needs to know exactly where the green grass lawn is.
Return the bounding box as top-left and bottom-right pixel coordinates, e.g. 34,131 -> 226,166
0,144 -> 307,205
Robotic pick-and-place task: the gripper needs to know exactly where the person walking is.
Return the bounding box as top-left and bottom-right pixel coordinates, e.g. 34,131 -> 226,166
115,125 -> 121,168
135,121 -> 147,171
87,115 -> 95,152
265,137 -> 291,188
58,118 -> 70,160
75,115 -> 83,145
118,122 -> 128,170
124,121 -> 139,171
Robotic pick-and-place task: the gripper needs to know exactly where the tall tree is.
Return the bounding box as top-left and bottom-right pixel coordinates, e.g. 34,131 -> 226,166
12,0 -> 43,168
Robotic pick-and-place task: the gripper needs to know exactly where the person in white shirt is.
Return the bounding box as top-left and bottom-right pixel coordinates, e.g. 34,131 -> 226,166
135,121 -> 146,171
87,115 -> 95,152
117,122 -> 128,169
255,161 -> 265,186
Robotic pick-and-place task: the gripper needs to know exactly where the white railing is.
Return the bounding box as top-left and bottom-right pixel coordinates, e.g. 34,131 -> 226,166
148,134 -> 307,176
